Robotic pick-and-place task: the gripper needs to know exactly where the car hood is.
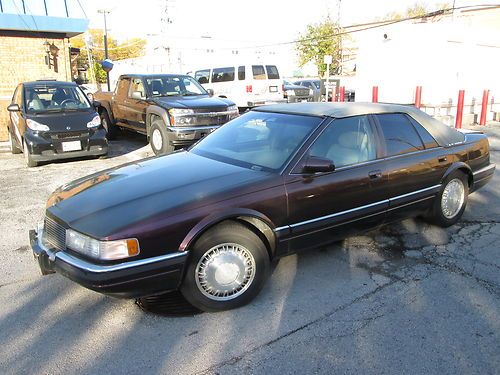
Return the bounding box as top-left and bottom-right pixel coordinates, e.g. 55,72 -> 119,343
28,110 -> 98,132
151,96 -> 233,109
46,151 -> 275,238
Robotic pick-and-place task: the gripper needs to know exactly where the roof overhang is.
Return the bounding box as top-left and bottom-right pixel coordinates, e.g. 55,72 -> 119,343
0,13 -> 88,38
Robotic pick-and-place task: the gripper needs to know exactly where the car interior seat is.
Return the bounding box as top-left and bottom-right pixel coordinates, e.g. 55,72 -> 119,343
326,131 -> 369,167
27,92 -> 44,111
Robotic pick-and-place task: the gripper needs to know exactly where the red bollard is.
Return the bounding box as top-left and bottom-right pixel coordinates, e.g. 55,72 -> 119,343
332,86 -> 337,102
372,86 -> 378,103
455,90 -> 465,129
415,86 -> 422,108
480,89 -> 489,126
339,86 -> 345,102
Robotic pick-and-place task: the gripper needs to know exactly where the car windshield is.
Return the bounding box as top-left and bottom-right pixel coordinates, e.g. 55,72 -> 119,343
190,111 -> 322,172
24,85 -> 91,114
145,76 -> 207,97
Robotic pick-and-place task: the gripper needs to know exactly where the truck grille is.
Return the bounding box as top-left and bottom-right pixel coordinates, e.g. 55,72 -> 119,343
294,88 -> 310,97
44,216 -> 66,251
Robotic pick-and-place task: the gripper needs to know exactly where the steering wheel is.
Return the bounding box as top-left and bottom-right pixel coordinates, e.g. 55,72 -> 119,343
60,98 -> 78,107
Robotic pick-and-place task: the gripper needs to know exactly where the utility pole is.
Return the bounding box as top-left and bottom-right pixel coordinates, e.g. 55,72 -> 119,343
98,9 -> 111,91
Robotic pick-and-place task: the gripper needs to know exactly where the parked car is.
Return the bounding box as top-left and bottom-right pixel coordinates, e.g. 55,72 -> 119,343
193,64 -> 287,110
283,80 -> 314,103
94,74 -> 239,155
7,80 -> 108,167
30,103 -> 495,312
293,78 -> 321,102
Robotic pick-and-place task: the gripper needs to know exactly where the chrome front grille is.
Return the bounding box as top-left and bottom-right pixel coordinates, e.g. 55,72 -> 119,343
294,88 -> 310,97
44,216 -> 66,251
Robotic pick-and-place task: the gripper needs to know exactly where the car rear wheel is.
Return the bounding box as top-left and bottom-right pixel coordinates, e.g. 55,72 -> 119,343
100,110 -> 116,140
180,221 -> 270,312
150,119 -> 174,156
9,131 -> 21,154
23,140 -> 37,168
427,171 -> 468,227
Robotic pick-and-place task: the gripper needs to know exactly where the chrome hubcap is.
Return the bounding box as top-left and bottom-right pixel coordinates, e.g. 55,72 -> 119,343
441,178 -> 465,219
195,243 -> 256,301
152,129 -> 163,151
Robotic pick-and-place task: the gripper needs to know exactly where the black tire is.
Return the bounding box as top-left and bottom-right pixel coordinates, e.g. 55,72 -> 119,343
23,140 -> 37,168
149,119 -> 174,155
100,110 -> 116,140
180,221 -> 271,312
426,171 -> 468,227
9,131 -> 21,154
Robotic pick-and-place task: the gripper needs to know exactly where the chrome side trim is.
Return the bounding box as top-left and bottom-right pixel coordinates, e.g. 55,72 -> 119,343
472,163 -> 496,176
274,184 -> 441,232
388,184 -> 441,202
55,251 -> 188,273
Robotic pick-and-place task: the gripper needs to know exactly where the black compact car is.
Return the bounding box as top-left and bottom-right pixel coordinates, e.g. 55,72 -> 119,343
30,103 -> 495,312
7,80 -> 108,167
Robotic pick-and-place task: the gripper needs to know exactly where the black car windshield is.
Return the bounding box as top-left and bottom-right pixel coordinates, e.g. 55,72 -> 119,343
24,85 -> 91,114
191,111 -> 322,172
145,76 -> 207,97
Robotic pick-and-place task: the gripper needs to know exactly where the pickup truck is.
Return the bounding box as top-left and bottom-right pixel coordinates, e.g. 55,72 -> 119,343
94,74 -> 239,155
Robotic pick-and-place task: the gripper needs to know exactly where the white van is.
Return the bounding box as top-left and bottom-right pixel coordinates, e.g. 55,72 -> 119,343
193,64 -> 286,109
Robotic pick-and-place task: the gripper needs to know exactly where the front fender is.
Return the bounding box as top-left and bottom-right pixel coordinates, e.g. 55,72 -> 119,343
178,208 -> 278,256
146,105 -> 170,136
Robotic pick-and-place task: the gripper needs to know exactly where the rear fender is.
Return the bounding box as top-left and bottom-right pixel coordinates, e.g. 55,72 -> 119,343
442,162 -> 473,187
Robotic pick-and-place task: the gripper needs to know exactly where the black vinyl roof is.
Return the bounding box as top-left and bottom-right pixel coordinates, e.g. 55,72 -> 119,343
253,102 -> 465,147
23,80 -> 77,87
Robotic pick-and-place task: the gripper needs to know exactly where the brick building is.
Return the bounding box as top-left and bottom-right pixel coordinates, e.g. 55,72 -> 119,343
0,0 -> 88,141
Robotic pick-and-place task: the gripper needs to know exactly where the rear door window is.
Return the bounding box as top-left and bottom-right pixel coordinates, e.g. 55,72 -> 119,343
195,69 -> 210,84
212,67 -> 235,83
376,113 -> 424,156
265,65 -> 280,80
238,66 -> 245,80
252,65 -> 266,80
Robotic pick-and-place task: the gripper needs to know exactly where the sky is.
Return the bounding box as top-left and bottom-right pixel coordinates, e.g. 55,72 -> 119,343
80,0 -> 483,43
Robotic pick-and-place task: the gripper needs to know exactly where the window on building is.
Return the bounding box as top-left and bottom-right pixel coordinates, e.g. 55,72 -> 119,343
212,67 -> 235,83
376,113 -> 424,156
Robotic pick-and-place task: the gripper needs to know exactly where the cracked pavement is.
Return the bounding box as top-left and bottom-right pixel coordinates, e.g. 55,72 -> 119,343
0,125 -> 499,375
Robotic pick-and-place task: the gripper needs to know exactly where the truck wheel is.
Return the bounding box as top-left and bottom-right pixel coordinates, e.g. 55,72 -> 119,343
9,131 -> 21,154
180,221 -> 271,312
23,140 -> 37,167
150,119 -> 174,155
100,110 -> 116,140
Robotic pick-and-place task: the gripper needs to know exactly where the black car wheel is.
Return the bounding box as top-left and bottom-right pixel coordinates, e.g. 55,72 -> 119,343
23,140 -> 37,168
150,119 -> 174,155
180,221 -> 271,312
427,171 -> 468,227
100,110 -> 116,140
9,131 -> 21,154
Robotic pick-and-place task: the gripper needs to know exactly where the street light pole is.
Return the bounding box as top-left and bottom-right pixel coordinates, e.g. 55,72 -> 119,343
98,9 -> 111,91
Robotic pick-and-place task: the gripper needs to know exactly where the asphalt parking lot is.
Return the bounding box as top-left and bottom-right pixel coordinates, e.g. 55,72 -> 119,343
0,126 -> 499,375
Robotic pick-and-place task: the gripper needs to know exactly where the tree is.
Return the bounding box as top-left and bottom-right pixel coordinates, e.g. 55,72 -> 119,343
70,29 -> 146,84
382,2 -> 451,20
296,18 -> 343,78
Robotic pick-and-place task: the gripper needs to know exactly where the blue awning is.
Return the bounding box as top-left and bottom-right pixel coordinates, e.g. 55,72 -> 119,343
0,12 -> 88,37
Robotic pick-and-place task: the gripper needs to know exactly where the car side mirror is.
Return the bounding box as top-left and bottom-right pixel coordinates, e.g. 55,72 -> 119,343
7,103 -> 20,112
92,100 -> 101,108
206,89 -> 214,97
302,156 -> 335,174
131,91 -> 144,100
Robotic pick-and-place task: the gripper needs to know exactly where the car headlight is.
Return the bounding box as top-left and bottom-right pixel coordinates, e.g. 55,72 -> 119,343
227,105 -> 238,113
26,119 -> 50,131
169,108 -> 194,116
87,115 -> 101,128
309,88 -> 314,95
66,229 -> 140,260
286,90 -> 295,96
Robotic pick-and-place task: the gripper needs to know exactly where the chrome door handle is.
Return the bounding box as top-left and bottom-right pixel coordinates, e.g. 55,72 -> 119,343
368,170 -> 382,179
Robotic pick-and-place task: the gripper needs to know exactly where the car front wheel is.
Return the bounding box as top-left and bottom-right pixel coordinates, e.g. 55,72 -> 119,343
23,140 -> 37,167
180,221 -> 270,312
427,171 -> 468,227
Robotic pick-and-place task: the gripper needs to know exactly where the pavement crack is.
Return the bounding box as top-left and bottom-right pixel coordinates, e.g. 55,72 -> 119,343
196,279 -> 400,375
